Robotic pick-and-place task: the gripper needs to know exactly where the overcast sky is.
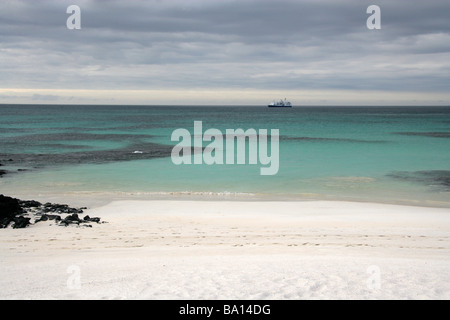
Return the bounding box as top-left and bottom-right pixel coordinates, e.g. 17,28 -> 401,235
1,0 -> 449,105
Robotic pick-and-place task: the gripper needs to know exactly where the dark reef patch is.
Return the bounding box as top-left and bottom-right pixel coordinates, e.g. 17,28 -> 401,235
0,132 -> 157,144
393,132 -> 450,138
0,141 -> 175,177
0,142 -> 203,178
280,136 -> 388,144
0,132 -> 175,177
38,143 -> 93,150
387,170 -> 450,191
197,133 -> 388,144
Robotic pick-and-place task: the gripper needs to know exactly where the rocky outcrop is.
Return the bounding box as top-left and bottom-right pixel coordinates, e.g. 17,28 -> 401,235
0,194 -> 102,229
0,194 -> 23,228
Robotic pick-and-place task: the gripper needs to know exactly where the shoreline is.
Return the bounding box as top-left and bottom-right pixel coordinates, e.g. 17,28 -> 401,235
2,189 -> 450,210
1,199 -> 449,299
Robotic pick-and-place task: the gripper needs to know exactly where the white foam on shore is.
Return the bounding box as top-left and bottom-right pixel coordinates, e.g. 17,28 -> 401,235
1,200 -> 449,299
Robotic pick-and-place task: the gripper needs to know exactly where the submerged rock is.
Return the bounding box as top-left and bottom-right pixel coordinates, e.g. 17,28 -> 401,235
394,132 -> 450,138
387,170 -> 450,191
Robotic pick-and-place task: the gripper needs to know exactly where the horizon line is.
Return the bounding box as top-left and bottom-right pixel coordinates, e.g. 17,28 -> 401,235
1,103 -> 449,108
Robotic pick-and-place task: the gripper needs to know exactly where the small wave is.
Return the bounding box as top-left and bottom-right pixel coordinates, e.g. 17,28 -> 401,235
330,176 -> 375,183
58,191 -> 257,197
143,191 -> 257,197
304,176 -> 376,189
42,182 -> 84,187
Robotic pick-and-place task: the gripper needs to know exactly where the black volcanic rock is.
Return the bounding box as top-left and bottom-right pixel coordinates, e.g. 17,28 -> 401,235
43,203 -> 83,214
36,214 -> 49,222
65,213 -> 81,222
13,216 -> 31,229
0,194 -> 21,214
0,194 -> 22,228
20,200 -> 42,208
60,213 -> 82,226
0,195 -> 102,229
83,215 -> 101,223
35,214 -> 62,223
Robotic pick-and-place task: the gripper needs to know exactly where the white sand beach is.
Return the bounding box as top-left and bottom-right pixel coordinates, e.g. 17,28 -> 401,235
0,200 -> 449,299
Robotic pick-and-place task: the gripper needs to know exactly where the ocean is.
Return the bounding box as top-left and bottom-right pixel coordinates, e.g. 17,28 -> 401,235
0,104 -> 449,207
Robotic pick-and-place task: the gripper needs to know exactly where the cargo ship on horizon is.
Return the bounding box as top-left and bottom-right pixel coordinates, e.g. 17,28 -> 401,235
268,98 -> 292,107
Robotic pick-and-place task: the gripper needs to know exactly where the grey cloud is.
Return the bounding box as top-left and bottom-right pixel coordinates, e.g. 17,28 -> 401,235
0,0 -> 449,96
31,94 -> 60,101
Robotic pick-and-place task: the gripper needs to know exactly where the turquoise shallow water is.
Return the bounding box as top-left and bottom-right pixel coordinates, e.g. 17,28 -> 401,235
0,104 -> 449,206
